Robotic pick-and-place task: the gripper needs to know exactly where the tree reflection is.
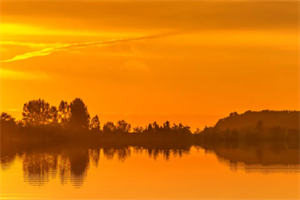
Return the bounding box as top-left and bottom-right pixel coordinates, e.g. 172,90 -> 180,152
1,141 -> 298,187
23,153 -> 57,185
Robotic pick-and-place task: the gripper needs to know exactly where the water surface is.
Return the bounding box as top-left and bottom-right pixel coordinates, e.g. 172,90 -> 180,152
0,146 -> 299,200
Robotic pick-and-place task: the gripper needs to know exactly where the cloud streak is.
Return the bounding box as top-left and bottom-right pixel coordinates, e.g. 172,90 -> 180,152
0,68 -> 50,80
1,32 -> 178,63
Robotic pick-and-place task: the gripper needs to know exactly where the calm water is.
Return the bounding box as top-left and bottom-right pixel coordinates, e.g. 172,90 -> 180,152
0,146 -> 300,200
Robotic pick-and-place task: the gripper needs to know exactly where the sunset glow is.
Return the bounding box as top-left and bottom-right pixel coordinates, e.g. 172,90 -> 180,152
1,1 -> 300,200
0,0 -> 299,128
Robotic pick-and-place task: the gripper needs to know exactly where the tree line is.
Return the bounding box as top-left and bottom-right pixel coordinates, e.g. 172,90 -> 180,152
0,98 -> 191,135
1,98 -> 299,143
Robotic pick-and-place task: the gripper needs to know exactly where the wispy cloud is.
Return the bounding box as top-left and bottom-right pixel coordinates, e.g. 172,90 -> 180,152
1,32 -> 178,63
0,41 -> 62,48
0,68 -> 50,80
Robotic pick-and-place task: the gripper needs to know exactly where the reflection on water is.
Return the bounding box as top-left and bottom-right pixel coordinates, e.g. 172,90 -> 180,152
205,143 -> 300,172
1,144 -> 299,186
1,146 -> 192,186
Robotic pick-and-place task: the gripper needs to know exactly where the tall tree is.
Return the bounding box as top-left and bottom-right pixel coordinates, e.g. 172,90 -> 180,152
58,100 -> 70,126
163,121 -> 170,130
116,120 -> 131,133
22,99 -> 56,126
103,122 -> 116,133
90,115 -> 100,132
69,98 -> 90,129
133,126 -> 144,133
49,106 -> 58,125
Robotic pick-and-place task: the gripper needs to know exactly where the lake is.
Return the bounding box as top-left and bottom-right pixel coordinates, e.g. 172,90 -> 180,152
0,146 -> 299,200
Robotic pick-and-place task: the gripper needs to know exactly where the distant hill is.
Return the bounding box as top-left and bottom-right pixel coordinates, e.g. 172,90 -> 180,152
214,110 -> 300,131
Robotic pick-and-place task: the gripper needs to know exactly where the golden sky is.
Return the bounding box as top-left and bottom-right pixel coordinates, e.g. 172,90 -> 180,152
0,0 -> 299,128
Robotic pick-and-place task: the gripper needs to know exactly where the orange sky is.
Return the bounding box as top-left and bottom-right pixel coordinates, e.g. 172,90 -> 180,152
0,0 -> 299,129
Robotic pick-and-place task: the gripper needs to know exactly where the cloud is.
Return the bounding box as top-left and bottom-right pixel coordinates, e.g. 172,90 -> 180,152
0,41 -> 62,48
0,32 -> 178,63
0,68 -> 51,80
1,46 -> 62,63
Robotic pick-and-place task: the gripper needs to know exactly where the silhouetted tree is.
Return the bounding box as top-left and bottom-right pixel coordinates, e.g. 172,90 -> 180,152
133,126 -> 144,133
184,126 -> 191,134
69,98 -> 90,129
49,106 -> 58,125
163,121 -> 171,130
171,123 -> 191,134
103,121 -> 116,133
147,124 -> 153,133
90,115 -> 100,132
0,112 -> 16,127
194,128 -> 201,134
22,99 -> 56,126
229,112 -> 238,117
116,120 -> 131,133
58,101 -> 70,126
0,112 -> 15,123
153,121 -> 159,131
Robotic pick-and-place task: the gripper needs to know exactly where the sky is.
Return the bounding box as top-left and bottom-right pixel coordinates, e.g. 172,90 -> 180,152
0,0 -> 299,129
